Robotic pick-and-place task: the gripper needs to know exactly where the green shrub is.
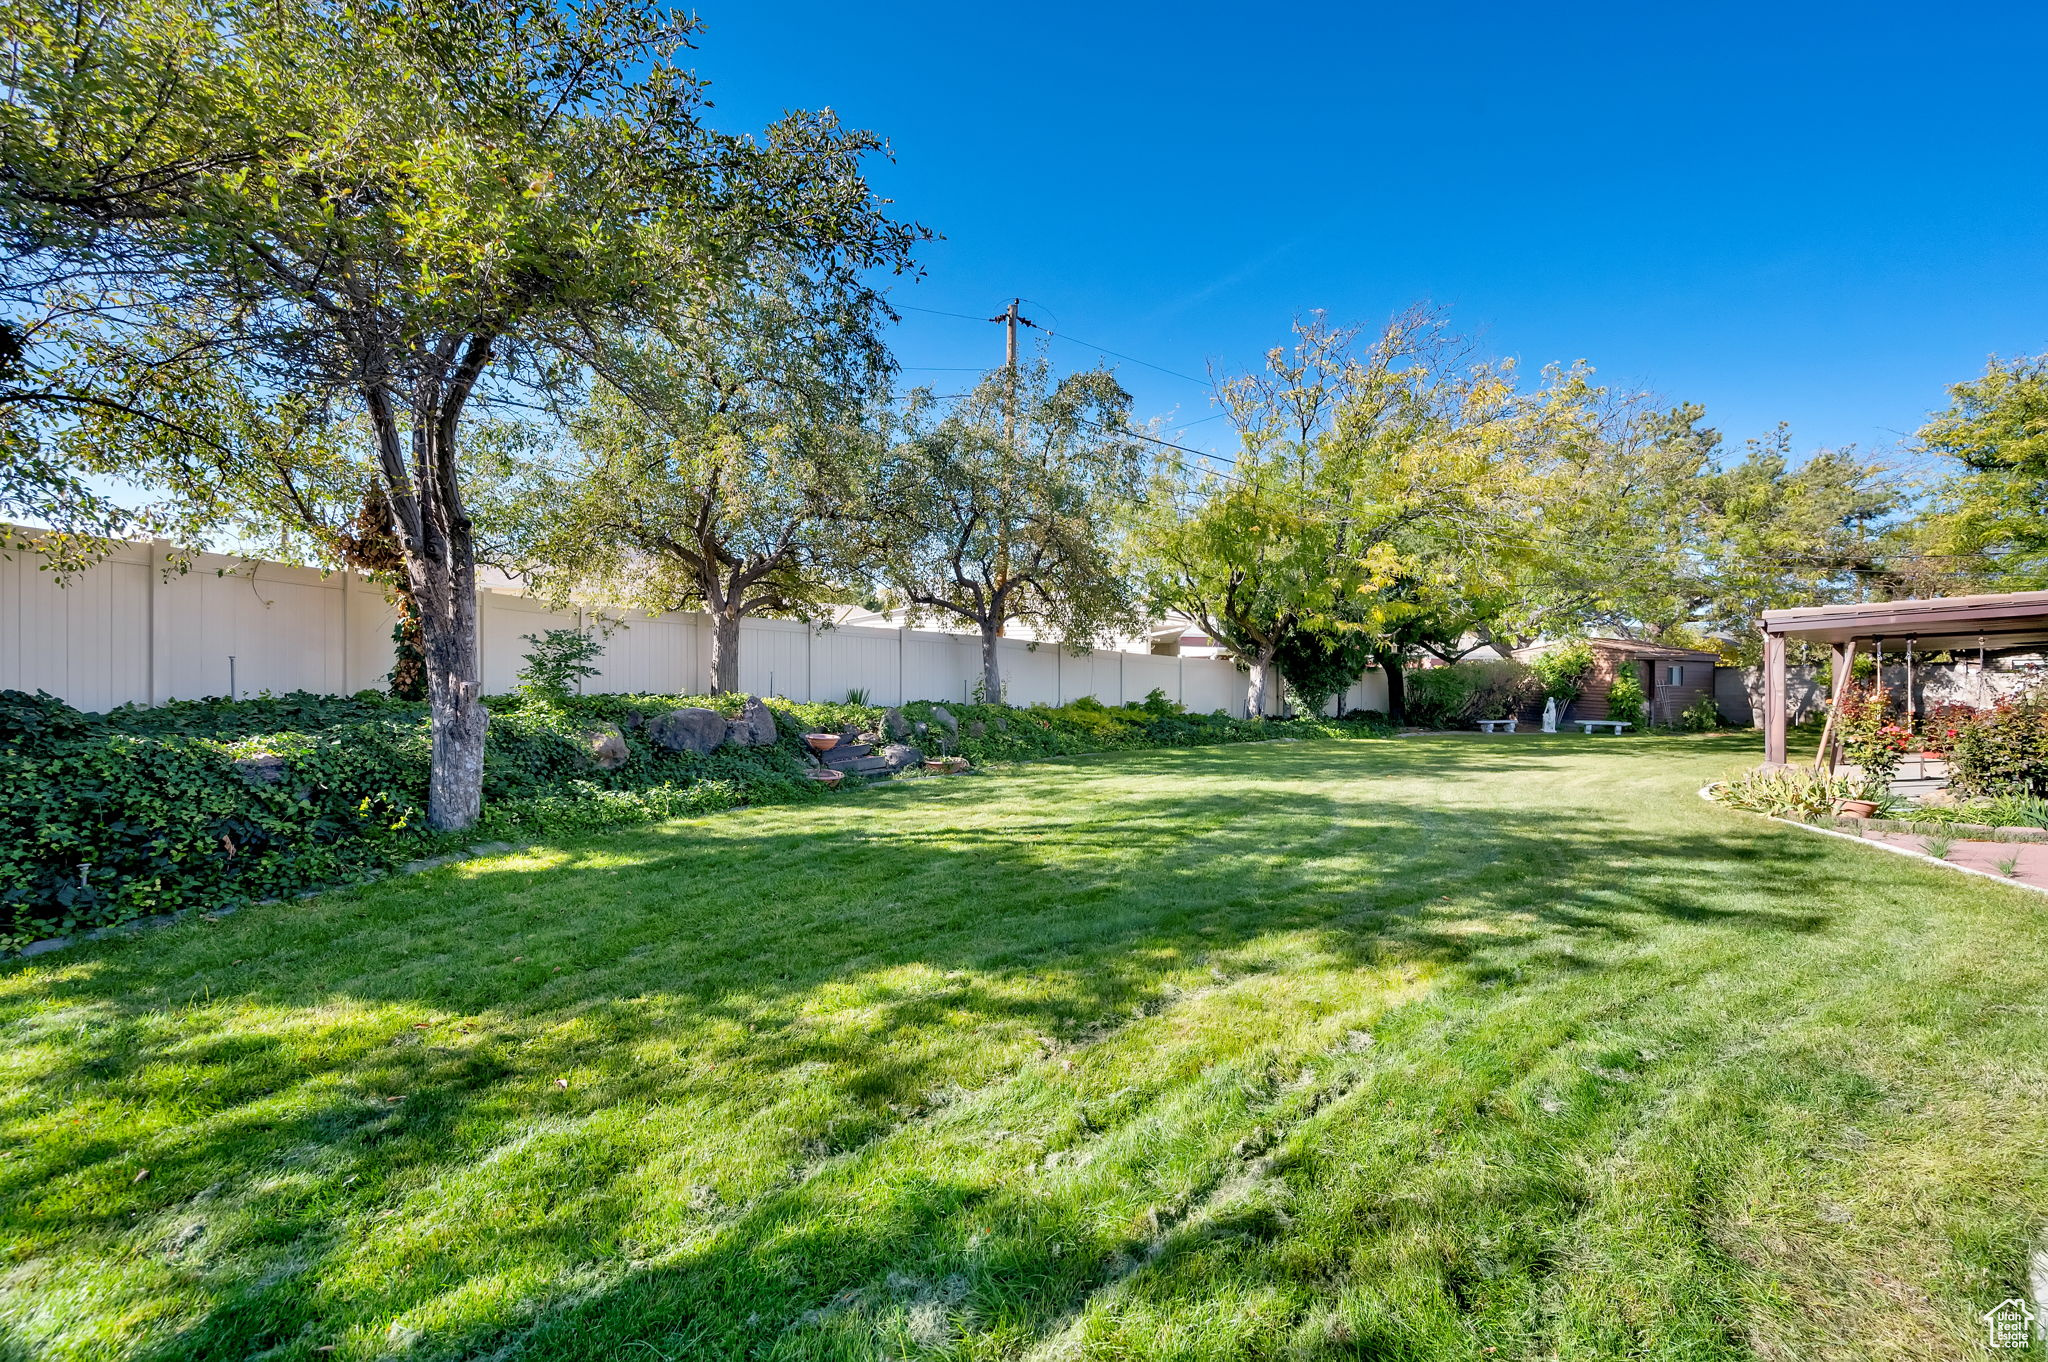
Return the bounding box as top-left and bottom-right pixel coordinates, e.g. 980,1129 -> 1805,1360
515,627 -> 605,705
1273,622 -> 1375,716
1946,695 -> 2048,798
1680,694 -> 1723,732
1529,642 -> 1595,717
1605,668 -> 1646,730
0,687 -> 821,951
1404,661 -> 1540,729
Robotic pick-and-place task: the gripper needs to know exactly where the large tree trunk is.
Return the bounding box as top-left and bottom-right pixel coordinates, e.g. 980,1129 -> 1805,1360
414,538 -> 486,831
979,620 -> 1002,702
1381,653 -> 1406,726
364,333 -> 496,832
1246,645 -> 1277,716
710,610 -> 742,695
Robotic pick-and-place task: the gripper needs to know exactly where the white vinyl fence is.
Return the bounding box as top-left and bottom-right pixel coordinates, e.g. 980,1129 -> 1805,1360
2,534 -> 1392,717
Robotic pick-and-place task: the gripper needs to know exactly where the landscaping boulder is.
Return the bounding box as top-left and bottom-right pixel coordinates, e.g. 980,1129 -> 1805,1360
648,707 -> 726,755
883,707 -> 913,740
930,704 -> 959,735
581,724 -> 629,771
878,743 -> 924,772
737,695 -> 780,746
966,720 -> 986,738
231,754 -> 286,785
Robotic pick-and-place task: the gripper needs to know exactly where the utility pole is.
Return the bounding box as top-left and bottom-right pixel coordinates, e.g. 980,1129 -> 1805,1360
985,297 -> 1034,661
993,297 -> 1024,450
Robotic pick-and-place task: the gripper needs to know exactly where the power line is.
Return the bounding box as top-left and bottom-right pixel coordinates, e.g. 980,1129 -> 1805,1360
894,302 -> 997,323
1043,329 -> 1211,387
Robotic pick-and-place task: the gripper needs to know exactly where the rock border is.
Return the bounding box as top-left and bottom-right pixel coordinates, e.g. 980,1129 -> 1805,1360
1696,785 -> 2048,898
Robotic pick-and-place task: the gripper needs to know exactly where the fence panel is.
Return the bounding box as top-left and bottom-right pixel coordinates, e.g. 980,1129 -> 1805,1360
810,624 -> 901,703
5,531 -> 1266,716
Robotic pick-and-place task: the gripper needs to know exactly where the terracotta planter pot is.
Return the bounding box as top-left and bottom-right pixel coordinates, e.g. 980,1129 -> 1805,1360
804,768 -> 844,787
804,733 -> 841,752
923,759 -> 950,773
1840,798 -> 1879,819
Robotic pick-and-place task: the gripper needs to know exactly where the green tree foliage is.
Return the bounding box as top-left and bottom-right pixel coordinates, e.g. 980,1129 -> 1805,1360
1272,618 -> 1377,716
1136,309 -> 1596,718
1919,352 -> 2048,587
1477,401 -> 1911,660
870,358 -> 1147,700
479,282 -> 892,694
0,0 -> 921,827
1528,641 -> 1596,717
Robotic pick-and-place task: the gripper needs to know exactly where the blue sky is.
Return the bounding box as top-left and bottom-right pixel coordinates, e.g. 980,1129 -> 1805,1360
699,1 -> 2048,461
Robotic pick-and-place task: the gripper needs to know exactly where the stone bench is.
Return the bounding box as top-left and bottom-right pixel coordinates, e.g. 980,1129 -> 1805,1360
1475,718 -> 1517,733
1575,720 -> 1631,735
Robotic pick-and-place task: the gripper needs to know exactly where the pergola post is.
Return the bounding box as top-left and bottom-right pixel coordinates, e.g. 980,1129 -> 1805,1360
1764,630 -> 1787,764
1817,640 -> 1855,772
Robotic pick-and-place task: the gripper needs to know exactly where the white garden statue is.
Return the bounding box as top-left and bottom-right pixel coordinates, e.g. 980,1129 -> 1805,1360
1542,697 -> 1559,733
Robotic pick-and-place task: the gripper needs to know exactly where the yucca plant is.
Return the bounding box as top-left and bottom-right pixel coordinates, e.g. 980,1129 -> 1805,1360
1708,766 -> 1890,820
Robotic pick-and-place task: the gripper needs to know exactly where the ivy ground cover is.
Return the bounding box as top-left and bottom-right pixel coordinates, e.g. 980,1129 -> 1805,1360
3,734 -> 2044,1360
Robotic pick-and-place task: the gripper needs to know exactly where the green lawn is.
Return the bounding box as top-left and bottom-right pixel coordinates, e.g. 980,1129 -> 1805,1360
4,734 -> 2045,1361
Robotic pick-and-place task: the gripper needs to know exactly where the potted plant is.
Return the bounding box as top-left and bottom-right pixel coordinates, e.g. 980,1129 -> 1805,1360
1840,796 -> 1880,819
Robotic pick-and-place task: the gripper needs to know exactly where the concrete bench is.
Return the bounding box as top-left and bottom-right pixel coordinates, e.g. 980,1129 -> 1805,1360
1574,720 -> 1631,735
1475,718 -> 1517,733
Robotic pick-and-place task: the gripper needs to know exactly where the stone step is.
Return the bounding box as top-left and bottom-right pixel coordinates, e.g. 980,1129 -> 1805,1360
1889,776 -> 1947,797
821,743 -> 874,767
838,755 -> 893,775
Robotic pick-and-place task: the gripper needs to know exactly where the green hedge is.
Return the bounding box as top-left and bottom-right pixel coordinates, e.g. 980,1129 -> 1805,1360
0,687 -> 1386,951
1403,661 -> 1540,729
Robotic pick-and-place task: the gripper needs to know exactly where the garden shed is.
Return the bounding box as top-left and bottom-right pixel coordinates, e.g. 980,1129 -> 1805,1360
1517,638 -> 1720,726
1760,589 -> 2048,763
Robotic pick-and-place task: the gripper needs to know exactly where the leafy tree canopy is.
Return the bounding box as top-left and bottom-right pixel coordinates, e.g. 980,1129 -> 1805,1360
476,276 -> 894,693
1919,351 -> 2048,588
872,356 -> 1147,700
0,0 -> 921,825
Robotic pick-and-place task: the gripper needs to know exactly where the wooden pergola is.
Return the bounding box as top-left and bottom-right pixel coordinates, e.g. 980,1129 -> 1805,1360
1761,589 -> 2048,764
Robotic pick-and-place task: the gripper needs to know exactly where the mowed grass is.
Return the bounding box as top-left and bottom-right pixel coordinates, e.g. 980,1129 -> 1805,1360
4,734 -> 2047,1362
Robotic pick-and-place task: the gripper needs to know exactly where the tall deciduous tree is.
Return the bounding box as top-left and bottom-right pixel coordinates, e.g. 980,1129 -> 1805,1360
1919,352 -> 2048,588
872,359 -> 1146,700
1138,308 -> 1597,717
481,285 -> 892,694
0,0 -> 920,827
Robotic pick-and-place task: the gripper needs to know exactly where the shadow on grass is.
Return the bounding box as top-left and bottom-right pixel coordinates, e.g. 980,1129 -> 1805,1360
2,731 -> 1898,1360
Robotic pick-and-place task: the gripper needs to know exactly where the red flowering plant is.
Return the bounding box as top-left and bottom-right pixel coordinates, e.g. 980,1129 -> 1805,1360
1947,693 -> 2048,797
1835,685 -> 1912,781
1914,702 -> 1981,758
